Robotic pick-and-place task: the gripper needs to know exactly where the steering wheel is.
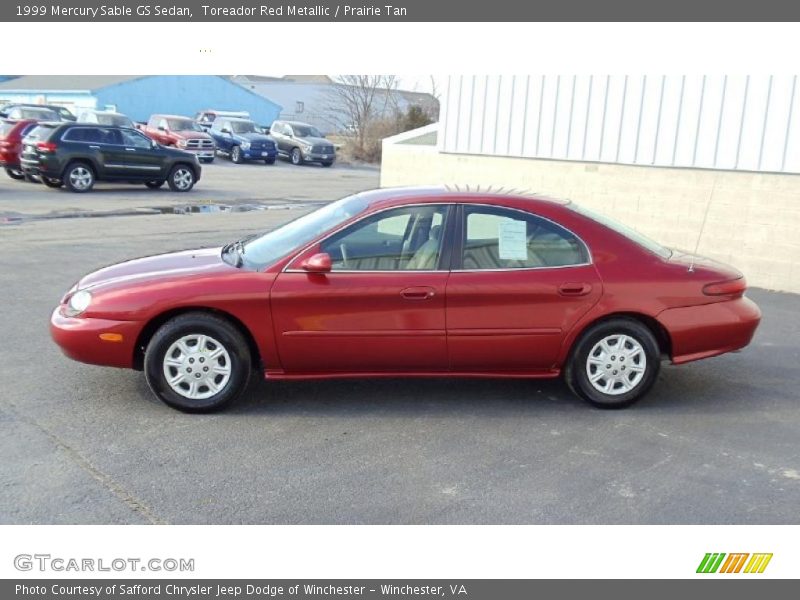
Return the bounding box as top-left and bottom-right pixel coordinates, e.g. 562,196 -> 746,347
339,243 -> 350,268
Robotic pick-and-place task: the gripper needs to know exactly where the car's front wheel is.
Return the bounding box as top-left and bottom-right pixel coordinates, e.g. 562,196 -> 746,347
144,312 -> 252,412
565,318 -> 660,409
264,157 -> 275,165
167,165 -> 196,192
5,167 -> 25,180
231,145 -> 243,164
291,147 -> 303,165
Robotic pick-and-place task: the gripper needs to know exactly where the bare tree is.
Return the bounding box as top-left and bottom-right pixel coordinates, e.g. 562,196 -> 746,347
327,75 -> 399,152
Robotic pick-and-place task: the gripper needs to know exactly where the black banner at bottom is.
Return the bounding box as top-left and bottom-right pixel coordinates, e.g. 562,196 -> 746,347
2,580 -> 796,600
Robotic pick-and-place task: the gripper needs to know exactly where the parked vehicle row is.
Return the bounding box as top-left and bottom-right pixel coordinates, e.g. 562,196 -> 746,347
1,103 -> 338,192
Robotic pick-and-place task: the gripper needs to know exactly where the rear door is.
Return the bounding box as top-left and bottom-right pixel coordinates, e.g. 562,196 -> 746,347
60,126 -> 120,178
270,204 -> 454,373
446,204 -> 602,372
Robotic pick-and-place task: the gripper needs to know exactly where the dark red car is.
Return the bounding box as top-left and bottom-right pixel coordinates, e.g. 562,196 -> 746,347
50,187 -> 761,412
0,119 -> 37,180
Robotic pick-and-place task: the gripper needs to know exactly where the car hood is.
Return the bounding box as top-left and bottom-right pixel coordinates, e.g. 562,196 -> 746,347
235,132 -> 271,142
173,130 -> 212,140
77,247 -> 231,293
297,135 -> 331,146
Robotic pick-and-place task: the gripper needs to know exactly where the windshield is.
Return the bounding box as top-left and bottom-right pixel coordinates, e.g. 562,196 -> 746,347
20,108 -> 59,120
96,114 -> 131,127
168,118 -> 203,132
238,194 -> 370,269
292,125 -> 322,138
231,120 -> 257,134
569,203 -> 672,259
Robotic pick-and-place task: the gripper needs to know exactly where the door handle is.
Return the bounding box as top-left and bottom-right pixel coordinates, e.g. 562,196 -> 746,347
89,145 -> 101,149
558,282 -> 592,296
400,286 -> 435,301
125,148 -> 136,152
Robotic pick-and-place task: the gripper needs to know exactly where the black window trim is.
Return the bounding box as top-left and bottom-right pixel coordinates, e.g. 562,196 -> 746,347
451,203 -> 593,272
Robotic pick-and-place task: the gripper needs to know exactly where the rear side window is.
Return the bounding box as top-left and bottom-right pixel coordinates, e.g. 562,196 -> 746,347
461,206 -> 589,270
63,127 -> 121,144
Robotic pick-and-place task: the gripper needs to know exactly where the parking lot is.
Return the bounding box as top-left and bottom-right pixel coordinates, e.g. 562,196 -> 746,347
1,162 -> 799,525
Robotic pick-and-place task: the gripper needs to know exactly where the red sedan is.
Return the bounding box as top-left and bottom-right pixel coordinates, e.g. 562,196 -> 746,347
50,187 -> 761,412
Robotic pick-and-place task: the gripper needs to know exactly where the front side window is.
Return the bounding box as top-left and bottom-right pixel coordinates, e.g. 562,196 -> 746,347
321,205 -> 448,271
461,206 -> 588,270
120,129 -> 151,149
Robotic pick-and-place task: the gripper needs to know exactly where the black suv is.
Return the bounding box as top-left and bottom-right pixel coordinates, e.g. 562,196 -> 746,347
270,120 -> 335,166
19,122 -> 201,193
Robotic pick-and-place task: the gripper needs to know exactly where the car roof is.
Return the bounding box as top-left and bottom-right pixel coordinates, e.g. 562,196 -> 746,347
152,114 -> 192,119
221,117 -> 255,122
357,185 -> 571,209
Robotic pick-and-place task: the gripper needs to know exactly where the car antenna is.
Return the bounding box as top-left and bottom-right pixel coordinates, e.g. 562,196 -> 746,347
688,178 -> 718,273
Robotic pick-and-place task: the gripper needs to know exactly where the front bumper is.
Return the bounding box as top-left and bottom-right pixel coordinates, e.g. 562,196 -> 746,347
50,308 -> 142,369
658,296 -> 762,364
302,150 -> 335,163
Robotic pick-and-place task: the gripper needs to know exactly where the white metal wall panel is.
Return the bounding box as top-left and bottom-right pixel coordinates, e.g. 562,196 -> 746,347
438,74 -> 800,174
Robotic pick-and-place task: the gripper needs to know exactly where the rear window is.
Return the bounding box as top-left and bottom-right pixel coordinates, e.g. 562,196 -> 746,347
569,203 -> 672,259
17,108 -> 59,120
23,124 -> 58,142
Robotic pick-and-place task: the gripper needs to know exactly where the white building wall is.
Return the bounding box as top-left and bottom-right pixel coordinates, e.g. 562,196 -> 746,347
440,75 -> 800,174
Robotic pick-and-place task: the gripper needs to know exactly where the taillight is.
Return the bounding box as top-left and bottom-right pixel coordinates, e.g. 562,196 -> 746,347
703,277 -> 747,298
36,141 -> 57,153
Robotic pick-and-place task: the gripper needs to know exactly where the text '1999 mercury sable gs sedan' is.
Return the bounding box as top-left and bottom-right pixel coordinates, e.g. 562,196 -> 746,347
51,187 -> 761,412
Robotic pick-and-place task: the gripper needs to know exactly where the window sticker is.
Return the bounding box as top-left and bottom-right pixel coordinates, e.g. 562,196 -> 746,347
498,218 -> 527,260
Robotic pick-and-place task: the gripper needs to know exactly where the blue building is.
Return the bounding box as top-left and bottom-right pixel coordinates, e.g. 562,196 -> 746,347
0,75 -> 282,125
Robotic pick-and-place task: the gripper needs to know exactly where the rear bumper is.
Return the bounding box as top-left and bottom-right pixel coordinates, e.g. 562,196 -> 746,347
658,296 -> 762,364
50,308 -> 141,369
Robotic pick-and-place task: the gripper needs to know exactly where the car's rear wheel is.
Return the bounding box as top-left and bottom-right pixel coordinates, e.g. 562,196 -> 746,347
167,165 -> 195,192
291,147 -> 303,165
145,180 -> 165,189
231,145 -> 243,164
144,313 -> 252,413
42,176 -> 63,188
63,162 -> 95,193
565,318 -> 660,409
5,167 -> 25,180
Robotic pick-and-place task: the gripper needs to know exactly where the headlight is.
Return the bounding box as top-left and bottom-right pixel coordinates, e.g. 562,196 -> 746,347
240,141 -> 251,150
177,139 -> 188,148
65,290 -> 92,317
303,144 -> 314,153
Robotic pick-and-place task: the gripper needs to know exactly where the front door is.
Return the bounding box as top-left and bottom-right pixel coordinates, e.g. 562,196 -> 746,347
270,204 -> 453,373
110,128 -> 166,178
446,204 -> 602,372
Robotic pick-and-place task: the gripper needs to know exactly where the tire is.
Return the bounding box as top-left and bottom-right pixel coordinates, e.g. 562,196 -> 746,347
231,145 -> 243,164
144,312 -> 252,413
291,147 -> 303,165
321,161 -> 333,167
63,162 -> 95,193
167,164 -> 196,192
200,158 -> 214,164
42,176 -> 63,188
25,173 -> 42,184
565,318 -> 661,409
5,167 -> 25,180
145,180 -> 165,189
264,157 -> 275,165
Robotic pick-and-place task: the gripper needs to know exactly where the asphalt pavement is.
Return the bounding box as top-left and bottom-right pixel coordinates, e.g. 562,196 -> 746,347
1,163 -> 799,524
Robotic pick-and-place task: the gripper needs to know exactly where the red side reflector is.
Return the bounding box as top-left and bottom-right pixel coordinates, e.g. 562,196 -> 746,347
703,277 -> 747,297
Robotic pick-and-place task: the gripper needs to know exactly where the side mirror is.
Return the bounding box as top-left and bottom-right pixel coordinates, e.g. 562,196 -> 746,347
151,140 -> 159,149
221,128 -> 231,134
300,252 -> 332,273
157,125 -> 166,131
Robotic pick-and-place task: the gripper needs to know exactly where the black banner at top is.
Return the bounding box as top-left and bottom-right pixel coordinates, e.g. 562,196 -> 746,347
2,0 -> 800,22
